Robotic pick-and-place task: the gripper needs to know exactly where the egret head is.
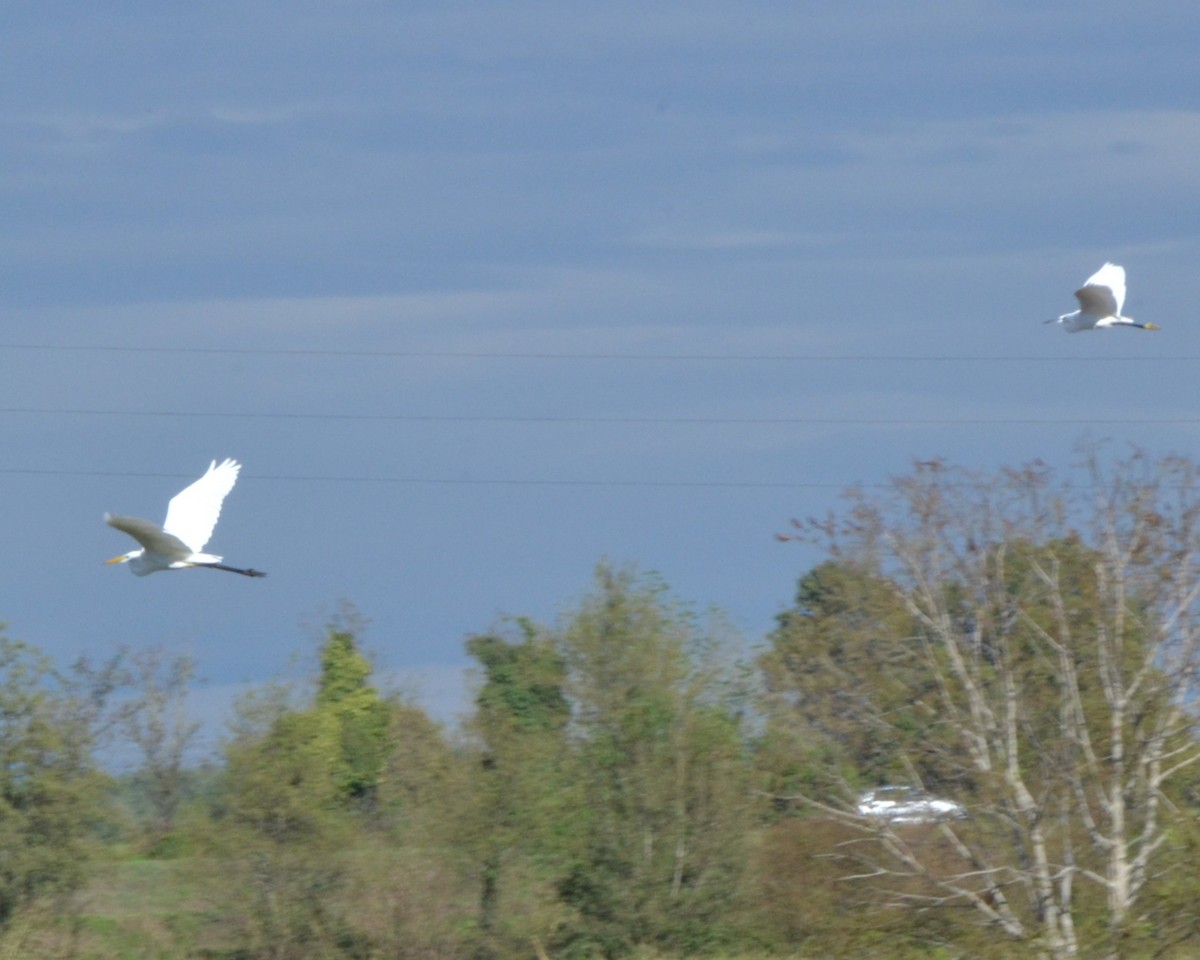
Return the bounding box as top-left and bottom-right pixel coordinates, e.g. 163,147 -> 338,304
105,550 -> 160,576
105,550 -> 142,568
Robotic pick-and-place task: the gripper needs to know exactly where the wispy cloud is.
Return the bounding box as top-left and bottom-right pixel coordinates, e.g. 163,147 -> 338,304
631,228 -> 806,252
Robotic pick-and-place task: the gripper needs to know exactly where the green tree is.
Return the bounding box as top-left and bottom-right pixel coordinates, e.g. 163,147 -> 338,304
120,646 -> 201,851
209,678 -> 357,959
760,560 -> 934,789
351,699 -> 476,958
464,619 -> 575,960
205,616 -> 389,958
220,615 -> 389,821
0,634 -> 110,927
315,623 -> 388,801
470,620 -> 569,735
377,699 -> 463,817
554,564 -> 754,957
222,684 -> 342,842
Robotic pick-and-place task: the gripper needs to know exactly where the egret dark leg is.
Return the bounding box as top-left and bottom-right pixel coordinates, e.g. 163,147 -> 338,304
203,563 -> 267,578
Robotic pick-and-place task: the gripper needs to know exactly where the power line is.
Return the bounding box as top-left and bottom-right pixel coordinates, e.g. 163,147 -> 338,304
4,466 -> 1188,493
0,407 -> 1194,426
0,467 -> 837,489
0,343 -> 1193,362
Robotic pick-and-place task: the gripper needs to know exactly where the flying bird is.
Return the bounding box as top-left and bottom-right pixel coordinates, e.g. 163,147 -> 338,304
105,458 -> 266,577
1047,262 -> 1160,333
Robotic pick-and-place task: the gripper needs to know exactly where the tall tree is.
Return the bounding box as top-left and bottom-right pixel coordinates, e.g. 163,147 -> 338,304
464,619 -> 574,959
215,686 -> 351,957
121,646 -> 201,849
760,560 -> 934,788
208,617 -> 389,958
772,453 -> 1200,959
315,622 -> 388,801
0,634 -> 110,927
219,615 -> 388,837
555,564 -> 754,956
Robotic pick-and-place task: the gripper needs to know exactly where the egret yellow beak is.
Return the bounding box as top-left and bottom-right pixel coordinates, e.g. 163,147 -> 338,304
105,554 -> 128,565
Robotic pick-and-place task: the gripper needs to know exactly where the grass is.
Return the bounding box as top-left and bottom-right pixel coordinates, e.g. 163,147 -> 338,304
2,858 -> 234,960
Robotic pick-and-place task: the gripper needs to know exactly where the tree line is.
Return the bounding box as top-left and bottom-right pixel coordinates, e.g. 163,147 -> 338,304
4,449 -> 1200,959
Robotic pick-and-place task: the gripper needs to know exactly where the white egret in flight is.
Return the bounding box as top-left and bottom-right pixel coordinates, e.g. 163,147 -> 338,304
105,458 -> 266,577
1047,262 -> 1160,333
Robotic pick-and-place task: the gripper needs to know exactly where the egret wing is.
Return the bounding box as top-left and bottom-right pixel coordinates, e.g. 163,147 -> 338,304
162,458 -> 241,552
1075,263 -> 1125,317
105,513 -> 193,558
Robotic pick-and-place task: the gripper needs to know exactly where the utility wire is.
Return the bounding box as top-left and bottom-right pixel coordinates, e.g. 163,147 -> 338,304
0,467 -> 837,489
2,466 -> 1186,493
0,407 -> 1191,426
0,343 -> 1191,362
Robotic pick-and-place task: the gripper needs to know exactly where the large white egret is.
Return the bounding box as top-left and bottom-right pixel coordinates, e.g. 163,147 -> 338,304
1047,262 -> 1160,333
105,458 -> 266,577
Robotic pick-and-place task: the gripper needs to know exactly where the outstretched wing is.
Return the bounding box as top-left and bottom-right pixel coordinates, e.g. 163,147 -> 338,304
1075,262 -> 1125,317
162,458 -> 242,552
105,513 -> 193,558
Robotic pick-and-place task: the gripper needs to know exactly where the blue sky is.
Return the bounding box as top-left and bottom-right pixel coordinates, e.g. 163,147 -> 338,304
4,2 -> 1200,759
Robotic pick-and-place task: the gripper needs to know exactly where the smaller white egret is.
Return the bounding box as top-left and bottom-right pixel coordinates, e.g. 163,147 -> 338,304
1047,262 -> 1160,333
105,458 -> 266,578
